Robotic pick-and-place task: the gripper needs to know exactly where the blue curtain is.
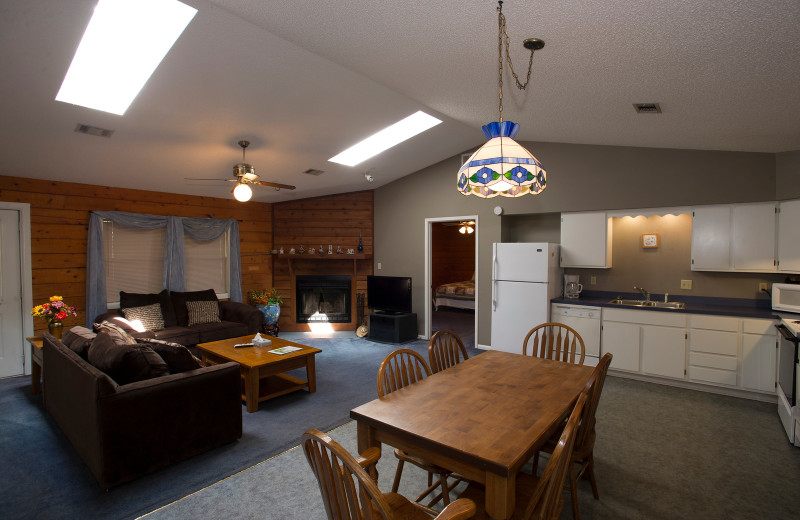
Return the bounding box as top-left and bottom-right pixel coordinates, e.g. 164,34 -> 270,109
86,211 -> 242,327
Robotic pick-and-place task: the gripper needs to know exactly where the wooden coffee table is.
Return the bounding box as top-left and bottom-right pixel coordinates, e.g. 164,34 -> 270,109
196,335 -> 321,413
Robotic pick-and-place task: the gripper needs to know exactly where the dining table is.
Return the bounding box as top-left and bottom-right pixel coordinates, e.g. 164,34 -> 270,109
349,350 -> 594,520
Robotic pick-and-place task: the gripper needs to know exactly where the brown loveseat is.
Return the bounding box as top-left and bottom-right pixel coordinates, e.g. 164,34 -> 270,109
42,332 -> 242,489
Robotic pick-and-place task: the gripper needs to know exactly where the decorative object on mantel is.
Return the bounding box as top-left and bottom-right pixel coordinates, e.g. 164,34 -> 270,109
309,247 -> 315,254
319,245 -> 325,255
357,234 -> 364,252
299,245 -> 305,254
247,288 -> 283,337
289,248 -> 296,254
32,296 -> 77,339
337,245 -> 344,254
328,245 -> 333,255
457,0 -> 547,198
279,246 -> 284,254
347,248 -> 355,254
642,233 -> 659,249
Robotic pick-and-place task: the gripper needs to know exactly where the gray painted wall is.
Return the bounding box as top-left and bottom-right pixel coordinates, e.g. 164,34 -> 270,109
777,150 -> 800,199
374,140 -> 793,347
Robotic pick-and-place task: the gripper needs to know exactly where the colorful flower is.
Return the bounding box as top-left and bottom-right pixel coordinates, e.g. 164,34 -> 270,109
31,296 -> 77,324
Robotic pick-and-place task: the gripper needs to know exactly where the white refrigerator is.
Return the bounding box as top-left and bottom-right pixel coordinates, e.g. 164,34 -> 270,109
490,242 -> 563,354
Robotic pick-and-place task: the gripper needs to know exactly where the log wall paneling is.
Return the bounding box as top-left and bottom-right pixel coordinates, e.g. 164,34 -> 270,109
0,175 -> 273,337
272,191 -> 374,332
431,222 -> 476,292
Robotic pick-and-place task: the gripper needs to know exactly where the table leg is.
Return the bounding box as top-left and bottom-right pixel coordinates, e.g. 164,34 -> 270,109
243,367 -> 259,413
356,421 -> 381,481
306,355 -> 317,393
31,359 -> 42,395
485,472 -> 514,520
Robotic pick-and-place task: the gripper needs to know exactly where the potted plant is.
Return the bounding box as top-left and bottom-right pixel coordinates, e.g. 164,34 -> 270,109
247,288 -> 284,326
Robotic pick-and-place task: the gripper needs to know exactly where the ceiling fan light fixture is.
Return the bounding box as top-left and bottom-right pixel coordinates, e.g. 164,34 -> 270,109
233,182 -> 252,202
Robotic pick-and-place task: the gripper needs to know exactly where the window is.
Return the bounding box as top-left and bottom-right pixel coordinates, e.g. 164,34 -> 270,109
184,233 -> 229,297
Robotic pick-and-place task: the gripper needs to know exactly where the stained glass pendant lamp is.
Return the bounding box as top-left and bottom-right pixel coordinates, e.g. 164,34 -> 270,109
457,1 -> 547,198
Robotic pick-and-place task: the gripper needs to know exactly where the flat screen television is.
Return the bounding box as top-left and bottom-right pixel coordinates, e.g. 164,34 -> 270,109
367,275 -> 412,314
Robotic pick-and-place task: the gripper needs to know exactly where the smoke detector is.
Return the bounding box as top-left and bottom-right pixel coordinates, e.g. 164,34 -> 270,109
633,103 -> 662,114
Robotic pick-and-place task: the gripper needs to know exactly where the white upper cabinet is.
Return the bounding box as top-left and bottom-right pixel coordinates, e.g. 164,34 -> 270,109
778,199 -> 800,273
560,212 -> 612,268
691,202 -> 777,273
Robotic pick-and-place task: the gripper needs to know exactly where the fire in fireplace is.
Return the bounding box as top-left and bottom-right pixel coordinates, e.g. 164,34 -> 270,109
295,275 -> 352,323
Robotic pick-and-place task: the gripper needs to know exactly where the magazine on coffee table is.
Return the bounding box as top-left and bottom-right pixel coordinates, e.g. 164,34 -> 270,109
269,346 -> 302,355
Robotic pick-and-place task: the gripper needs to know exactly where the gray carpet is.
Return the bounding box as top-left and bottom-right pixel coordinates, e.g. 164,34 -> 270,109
140,375 -> 800,520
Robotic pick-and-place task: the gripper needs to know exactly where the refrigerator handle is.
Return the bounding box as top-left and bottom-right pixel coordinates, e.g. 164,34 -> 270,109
492,247 -> 497,311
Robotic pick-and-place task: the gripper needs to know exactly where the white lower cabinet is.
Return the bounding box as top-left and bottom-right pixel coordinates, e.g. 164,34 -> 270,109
642,325 -> 687,379
741,319 -> 778,393
600,321 -> 640,372
688,315 -> 739,386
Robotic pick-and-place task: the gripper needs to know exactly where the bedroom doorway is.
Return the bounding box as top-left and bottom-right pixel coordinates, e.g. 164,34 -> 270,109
424,216 -> 478,347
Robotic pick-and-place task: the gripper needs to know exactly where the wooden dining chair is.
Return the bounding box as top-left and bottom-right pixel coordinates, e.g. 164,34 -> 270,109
456,390 -> 589,520
302,429 -> 476,520
532,352 -> 613,520
428,330 -> 469,373
377,349 -> 462,507
522,323 -> 586,365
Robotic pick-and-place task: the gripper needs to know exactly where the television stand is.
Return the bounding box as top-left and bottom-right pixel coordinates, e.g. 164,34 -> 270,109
368,312 -> 417,344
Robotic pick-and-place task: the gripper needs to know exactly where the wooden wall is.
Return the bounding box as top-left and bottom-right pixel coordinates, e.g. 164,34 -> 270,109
272,191 -> 374,331
431,222 -> 476,290
0,175 -> 273,336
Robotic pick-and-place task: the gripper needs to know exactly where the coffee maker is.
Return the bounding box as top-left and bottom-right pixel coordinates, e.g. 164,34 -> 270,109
564,274 -> 583,299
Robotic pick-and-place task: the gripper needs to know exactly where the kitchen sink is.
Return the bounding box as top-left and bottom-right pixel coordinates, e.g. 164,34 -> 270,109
608,299 -> 686,309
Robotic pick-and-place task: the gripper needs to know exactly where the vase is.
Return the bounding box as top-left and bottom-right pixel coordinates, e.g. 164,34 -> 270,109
256,304 -> 281,326
48,321 -> 63,339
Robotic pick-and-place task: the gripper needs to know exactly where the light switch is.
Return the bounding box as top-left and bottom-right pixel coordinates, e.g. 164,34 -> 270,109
377,262 -> 382,270
680,279 -> 692,290
590,276 -> 597,285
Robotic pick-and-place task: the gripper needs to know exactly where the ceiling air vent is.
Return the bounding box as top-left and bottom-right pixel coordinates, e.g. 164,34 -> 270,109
303,168 -> 324,176
633,103 -> 662,114
75,123 -> 114,137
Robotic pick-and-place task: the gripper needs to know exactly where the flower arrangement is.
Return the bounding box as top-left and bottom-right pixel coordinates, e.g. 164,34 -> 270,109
31,296 -> 78,324
247,288 -> 283,306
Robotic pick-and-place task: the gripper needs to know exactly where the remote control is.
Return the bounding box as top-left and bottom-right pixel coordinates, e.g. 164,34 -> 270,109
234,343 -> 254,348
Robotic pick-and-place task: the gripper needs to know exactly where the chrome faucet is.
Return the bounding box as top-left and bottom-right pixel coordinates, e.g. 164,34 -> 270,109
634,286 -> 650,301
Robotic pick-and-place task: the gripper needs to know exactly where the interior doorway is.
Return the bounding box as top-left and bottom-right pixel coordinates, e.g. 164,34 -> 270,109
0,203 -> 33,378
424,216 -> 478,347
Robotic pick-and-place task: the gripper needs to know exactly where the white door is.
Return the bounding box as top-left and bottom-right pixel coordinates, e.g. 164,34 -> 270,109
0,209 -> 24,378
491,280 -> 548,354
493,243 -> 549,282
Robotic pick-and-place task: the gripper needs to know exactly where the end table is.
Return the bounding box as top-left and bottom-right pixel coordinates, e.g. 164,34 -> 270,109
26,336 -> 43,398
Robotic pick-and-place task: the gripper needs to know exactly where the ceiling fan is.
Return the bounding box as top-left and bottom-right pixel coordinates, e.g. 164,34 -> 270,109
442,220 -> 476,234
186,140 -> 296,201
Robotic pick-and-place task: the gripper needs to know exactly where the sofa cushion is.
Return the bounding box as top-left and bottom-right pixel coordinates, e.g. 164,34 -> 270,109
88,332 -> 169,385
94,320 -> 139,345
136,338 -> 203,373
195,321 -> 250,343
171,289 -> 218,326
152,326 -> 201,346
61,326 -> 97,359
120,289 -> 177,328
121,303 -> 165,331
186,300 -> 221,326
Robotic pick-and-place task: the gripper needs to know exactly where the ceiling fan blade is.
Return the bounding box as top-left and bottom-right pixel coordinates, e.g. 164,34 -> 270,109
184,177 -> 229,181
251,180 -> 296,190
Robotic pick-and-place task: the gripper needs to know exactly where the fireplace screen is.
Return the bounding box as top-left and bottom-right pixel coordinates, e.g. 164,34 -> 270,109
296,275 -> 352,323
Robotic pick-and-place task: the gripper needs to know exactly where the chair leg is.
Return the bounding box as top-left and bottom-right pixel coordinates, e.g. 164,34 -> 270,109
391,459 -> 405,493
532,451 -> 540,475
586,455 -> 599,499
568,464 -> 580,520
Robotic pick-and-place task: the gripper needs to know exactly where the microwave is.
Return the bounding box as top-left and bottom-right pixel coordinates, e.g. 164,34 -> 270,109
772,283 -> 800,313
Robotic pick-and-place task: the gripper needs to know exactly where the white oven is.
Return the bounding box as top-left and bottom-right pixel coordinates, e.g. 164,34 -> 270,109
776,315 -> 800,445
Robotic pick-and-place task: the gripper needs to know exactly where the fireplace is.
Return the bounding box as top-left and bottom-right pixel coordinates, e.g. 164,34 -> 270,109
295,275 -> 352,323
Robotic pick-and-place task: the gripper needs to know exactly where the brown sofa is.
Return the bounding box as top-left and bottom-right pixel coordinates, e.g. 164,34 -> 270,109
94,289 -> 263,346
42,332 -> 242,489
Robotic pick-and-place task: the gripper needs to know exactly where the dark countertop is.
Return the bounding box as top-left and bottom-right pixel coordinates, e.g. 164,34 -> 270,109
551,290 -> 778,320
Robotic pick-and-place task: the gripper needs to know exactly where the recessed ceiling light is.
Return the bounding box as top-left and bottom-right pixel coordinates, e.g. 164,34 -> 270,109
328,111 -> 442,167
55,0 -> 197,115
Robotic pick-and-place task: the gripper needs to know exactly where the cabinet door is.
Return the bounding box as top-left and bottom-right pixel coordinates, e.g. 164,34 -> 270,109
641,325 -> 686,379
560,212 -> 611,268
778,199 -> 800,273
691,205 -> 731,270
741,333 -> 777,393
732,202 -> 776,272
601,321 -> 639,372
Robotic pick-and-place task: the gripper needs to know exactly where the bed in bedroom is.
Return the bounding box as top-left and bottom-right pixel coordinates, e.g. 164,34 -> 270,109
433,278 -> 475,310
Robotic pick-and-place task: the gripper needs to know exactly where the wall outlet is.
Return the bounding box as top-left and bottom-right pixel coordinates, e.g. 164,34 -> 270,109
759,282 -> 768,292
590,275 -> 597,285
377,262 -> 382,270
680,279 -> 693,290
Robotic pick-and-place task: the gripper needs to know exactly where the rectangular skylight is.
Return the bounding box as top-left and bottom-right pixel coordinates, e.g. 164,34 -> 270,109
328,111 -> 443,166
55,0 -> 197,115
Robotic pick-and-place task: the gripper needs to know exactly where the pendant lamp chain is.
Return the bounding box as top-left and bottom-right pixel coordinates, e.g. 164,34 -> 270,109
497,0 -> 536,123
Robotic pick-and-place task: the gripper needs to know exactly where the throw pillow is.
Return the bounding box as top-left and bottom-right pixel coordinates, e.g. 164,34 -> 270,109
121,303 -> 165,331
186,300 -> 221,326
94,320 -> 139,345
119,289 -> 177,328
61,326 -> 97,359
137,338 -> 203,373
170,289 -> 218,326
88,331 -> 169,385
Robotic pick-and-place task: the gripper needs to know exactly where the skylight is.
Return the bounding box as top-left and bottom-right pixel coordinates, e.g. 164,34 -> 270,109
328,111 -> 443,167
55,0 -> 197,115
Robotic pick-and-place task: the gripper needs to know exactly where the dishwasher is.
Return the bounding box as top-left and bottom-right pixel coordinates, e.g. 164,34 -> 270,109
551,303 -> 601,366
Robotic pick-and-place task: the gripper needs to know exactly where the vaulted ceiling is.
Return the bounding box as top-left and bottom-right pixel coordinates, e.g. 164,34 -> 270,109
1,0 -> 799,202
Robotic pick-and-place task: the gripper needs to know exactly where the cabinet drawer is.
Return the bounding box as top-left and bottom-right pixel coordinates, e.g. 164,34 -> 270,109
689,352 -> 738,371
689,329 -> 738,356
742,318 -> 776,335
603,308 -> 686,327
689,366 -> 738,386
688,314 -> 738,332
